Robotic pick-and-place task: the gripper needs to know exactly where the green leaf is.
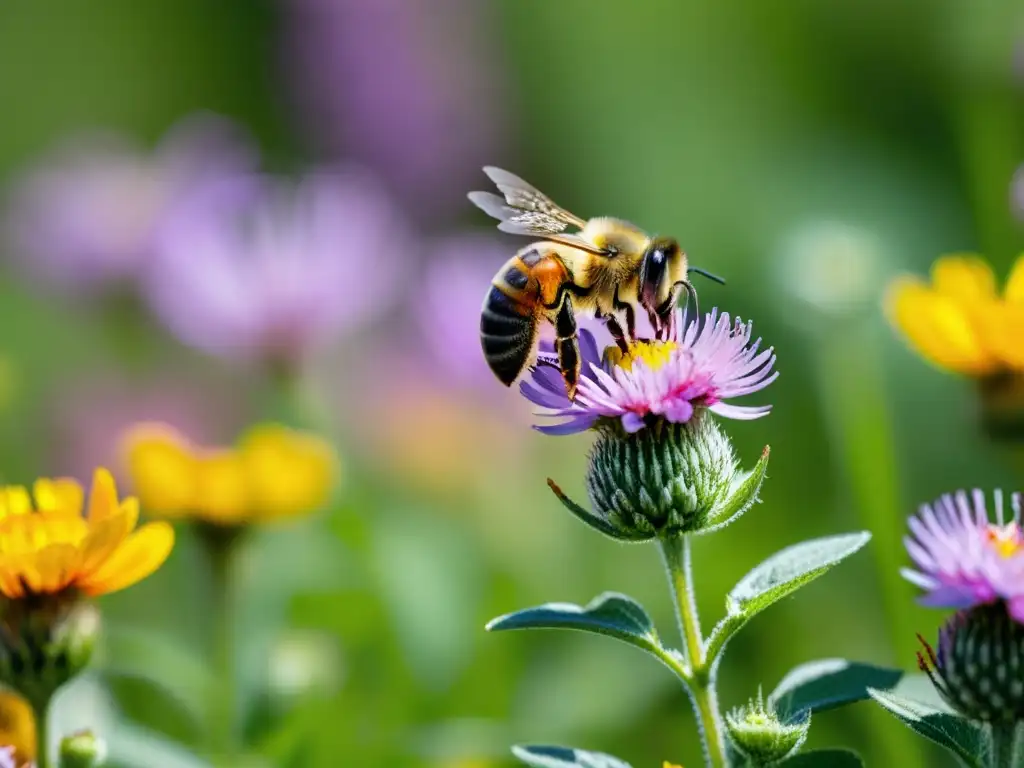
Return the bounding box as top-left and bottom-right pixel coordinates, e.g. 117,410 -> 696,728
729,532 -> 872,616
547,479 -> 645,541
704,445 -> 770,532
776,749 -> 864,767
512,745 -> 632,768
706,533 -> 871,662
771,659 -> 903,722
487,592 -> 661,655
869,688 -> 985,768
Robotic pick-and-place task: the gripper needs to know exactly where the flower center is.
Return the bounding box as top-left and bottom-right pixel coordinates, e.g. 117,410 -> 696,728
985,523 -> 1024,558
604,340 -> 679,372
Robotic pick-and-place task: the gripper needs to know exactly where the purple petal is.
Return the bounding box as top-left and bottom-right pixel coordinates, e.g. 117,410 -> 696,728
1009,596 -> 1024,624
534,415 -> 597,435
621,412 -> 646,433
519,379 -> 569,410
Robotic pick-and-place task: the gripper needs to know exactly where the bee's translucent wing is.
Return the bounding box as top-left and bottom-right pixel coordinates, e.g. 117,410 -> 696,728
468,166 -> 587,236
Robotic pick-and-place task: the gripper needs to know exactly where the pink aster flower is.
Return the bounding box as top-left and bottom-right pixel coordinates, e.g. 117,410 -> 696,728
520,309 -> 777,435
902,489 -> 1024,623
145,168 -> 411,371
3,114 -> 255,295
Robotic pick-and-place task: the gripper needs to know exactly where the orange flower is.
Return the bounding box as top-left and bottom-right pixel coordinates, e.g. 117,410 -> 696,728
0,468 -> 174,599
122,422 -> 339,525
885,253 -> 1024,375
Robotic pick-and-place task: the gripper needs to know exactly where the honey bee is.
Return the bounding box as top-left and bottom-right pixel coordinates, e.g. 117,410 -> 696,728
469,166 -> 724,400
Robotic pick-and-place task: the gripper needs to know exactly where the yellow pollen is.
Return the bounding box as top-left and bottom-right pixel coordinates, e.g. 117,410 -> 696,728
985,523 -> 1024,558
605,340 -> 679,372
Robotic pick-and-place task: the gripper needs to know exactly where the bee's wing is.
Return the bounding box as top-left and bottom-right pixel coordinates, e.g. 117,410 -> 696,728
468,166 -> 587,237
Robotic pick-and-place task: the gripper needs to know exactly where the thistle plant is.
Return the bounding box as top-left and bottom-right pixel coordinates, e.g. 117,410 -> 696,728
870,490 -> 1024,767
489,309 -> 898,768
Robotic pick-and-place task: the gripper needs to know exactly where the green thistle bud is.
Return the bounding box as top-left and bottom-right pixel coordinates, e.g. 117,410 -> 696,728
549,415 -> 769,541
725,690 -> 809,765
0,599 -> 99,711
918,603 -> 1024,723
59,730 -> 107,768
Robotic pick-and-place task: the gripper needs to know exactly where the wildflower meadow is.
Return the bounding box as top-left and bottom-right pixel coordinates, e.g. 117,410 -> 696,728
0,2 -> 1022,767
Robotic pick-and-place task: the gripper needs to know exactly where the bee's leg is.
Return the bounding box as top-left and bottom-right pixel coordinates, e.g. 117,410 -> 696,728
611,288 -> 637,340
602,313 -> 626,354
554,292 -> 581,401
655,282 -> 689,339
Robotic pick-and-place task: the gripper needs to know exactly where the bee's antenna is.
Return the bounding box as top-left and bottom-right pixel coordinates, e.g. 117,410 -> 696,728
687,266 -> 726,285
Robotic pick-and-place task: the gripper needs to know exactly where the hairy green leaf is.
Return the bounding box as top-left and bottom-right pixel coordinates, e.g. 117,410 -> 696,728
776,749 -> 864,767
869,689 -> 985,768
512,745 -> 632,768
771,658 -> 903,722
729,532 -> 872,616
487,592 -> 660,655
705,533 -> 871,663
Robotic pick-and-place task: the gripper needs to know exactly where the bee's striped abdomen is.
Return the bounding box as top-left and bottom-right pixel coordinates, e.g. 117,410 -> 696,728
481,246 -> 573,388
481,267 -> 535,386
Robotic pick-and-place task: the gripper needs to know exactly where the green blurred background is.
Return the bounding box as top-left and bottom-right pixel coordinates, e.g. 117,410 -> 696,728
1,1 -> 1024,766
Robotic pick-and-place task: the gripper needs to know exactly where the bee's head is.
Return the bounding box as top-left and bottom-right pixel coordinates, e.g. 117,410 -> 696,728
639,236 -> 686,317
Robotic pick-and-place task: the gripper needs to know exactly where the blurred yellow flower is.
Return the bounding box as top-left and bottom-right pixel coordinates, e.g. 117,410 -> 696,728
663,763 -> 682,768
122,422 -> 339,525
0,691 -> 34,766
0,468 -> 174,598
885,253 -> 1024,375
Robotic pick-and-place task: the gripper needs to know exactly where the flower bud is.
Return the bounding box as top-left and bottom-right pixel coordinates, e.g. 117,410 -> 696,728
59,730 -> 107,768
0,600 -> 99,710
558,415 -> 768,541
918,603 -> 1024,723
725,690 -> 809,764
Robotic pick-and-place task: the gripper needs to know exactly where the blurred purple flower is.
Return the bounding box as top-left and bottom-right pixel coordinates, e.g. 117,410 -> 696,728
145,169 -> 412,370
521,309 -> 777,435
281,0 -> 509,220
3,114 -> 255,294
902,489 -> 1024,623
418,233 -> 512,390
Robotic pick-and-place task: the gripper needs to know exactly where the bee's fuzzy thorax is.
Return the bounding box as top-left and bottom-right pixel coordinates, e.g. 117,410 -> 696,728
581,217 -> 650,256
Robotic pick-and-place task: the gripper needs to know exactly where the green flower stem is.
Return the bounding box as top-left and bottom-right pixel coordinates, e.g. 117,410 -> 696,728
812,322 -> 925,768
987,722 -> 1020,768
660,535 -> 727,768
28,693 -> 52,768
200,523 -> 243,766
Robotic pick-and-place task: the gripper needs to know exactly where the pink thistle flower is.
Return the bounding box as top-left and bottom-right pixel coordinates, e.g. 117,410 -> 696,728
520,309 -> 777,435
902,489 -> 1024,623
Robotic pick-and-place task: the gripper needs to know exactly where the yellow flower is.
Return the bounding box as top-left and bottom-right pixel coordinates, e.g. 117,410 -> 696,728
605,339 -> 679,372
663,762 -> 683,768
123,422 -> 339,525
885,253 -> 1024,375
0,468 -> 174,599
0,691 -> 34,766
